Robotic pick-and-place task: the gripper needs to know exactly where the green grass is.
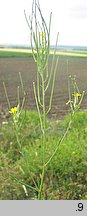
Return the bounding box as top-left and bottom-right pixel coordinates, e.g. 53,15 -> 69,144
0,51 -> 33,57
70,50 -> 87,54
0,49 -> 87,58
0,110 -> 87,199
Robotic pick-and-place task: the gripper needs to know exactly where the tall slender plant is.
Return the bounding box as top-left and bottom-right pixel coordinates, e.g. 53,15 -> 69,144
24,0 -> 59,199
3,1 -> 85,199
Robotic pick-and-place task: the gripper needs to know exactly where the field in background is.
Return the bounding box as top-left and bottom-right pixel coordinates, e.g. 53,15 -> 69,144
0,47 -> 87,57
0,48 -> 32,57
0,56 -> 87,120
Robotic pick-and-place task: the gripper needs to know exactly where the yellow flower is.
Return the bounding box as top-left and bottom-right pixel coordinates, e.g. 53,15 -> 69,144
72,93 -> 81,107
72,93 -> 81,97
9,107 -> 17,114
39,32 -> 45,37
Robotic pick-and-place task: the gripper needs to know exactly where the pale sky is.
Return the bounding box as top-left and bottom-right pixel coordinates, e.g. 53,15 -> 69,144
0,0 -> 87,46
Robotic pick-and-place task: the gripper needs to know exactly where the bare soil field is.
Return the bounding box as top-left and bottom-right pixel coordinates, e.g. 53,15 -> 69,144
0,56 -> 87,120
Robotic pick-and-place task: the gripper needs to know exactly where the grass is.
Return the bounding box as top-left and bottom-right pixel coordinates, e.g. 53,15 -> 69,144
0,109 -> 87,200
0,49 -> 33,57
0,48 -> 87,58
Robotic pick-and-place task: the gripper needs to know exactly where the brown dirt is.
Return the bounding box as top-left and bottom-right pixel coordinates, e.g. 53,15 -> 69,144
0,56 -> 87,120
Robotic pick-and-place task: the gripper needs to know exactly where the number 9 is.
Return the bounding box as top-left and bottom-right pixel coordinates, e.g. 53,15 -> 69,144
78,203 -> 83,211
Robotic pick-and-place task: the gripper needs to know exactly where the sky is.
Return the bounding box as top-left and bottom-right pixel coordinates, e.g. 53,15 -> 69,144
0,0 -> 87,46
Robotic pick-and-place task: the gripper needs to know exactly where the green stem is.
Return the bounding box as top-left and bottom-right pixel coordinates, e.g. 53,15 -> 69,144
3,82 -> 11,109
46,56 -> 59,114
33,81 -> 43,133
14,124 -> 23,156
38,76 -> 46,200
38,165 -> 45,200
42,76 -> 46,164
44,119 -> 72,167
